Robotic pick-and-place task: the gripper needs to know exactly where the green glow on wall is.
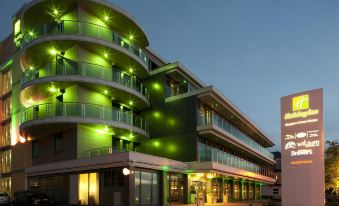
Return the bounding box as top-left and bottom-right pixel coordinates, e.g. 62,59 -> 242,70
49,85 -> 58,93
154,141 -> 160,148
14,19 -> 21,36
168,118 -> 176,126
160,165 -> 170,171
168,144 -> 176,153
153,111 -> 161,119
95,126 -> 115,135
152,82 -> 161,91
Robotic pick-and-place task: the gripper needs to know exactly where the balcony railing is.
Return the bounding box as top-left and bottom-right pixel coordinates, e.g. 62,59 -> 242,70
21,102 -> 149,134
165,82 -> 196,97
198,111 -> 274,160
22,62 -> 149,101
23,20 -> 150,69
81,146 -> 129,159
199,143 -> 275,178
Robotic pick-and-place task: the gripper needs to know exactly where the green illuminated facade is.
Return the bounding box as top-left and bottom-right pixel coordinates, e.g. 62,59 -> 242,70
0,0 -> 276,205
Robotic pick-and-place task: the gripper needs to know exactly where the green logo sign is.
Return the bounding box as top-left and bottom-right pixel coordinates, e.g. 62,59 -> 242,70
292,94 -> 309,111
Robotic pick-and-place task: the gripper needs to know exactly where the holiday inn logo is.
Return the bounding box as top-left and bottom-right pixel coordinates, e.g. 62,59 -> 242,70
292,94 -> 309,111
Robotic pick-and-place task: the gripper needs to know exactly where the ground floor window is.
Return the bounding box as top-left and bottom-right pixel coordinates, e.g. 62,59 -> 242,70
135,170 -> 159,206
0,177 -> 11,196
233,181 -> 240,200
78,173 -> 99,205
28,175 -> 69,205
167,173 -> 185,204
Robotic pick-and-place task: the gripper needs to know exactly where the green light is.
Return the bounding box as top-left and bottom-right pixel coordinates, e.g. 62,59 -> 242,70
49,86 -> 58,93
129,100 -> 134,106
29,31 -> 34,37
104,14 -> 110,22
104,52 -> 109,58
28,65 -> 35,70
53,9 -> 59,16
104,90 -> 108,95
128,67 -> 134,73
129,34 -> 135,41
49,48 -> 58,55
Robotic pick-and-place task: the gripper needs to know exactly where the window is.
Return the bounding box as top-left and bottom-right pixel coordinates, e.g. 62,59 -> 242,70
0,150 -> 11,173
0,177 -> 11,196
273,188 -> 279,194
54,132 -> 63,153
135,170 -> 159,206
32,140 -> 39,158
2,96 -> 11,120
1,70 -> 12,95
0,123 -> 11,147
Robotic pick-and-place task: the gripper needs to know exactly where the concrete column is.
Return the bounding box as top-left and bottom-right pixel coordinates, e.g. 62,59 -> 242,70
128,166 -> 136,206
69,174 -> 79,205
161,171 -> 168,206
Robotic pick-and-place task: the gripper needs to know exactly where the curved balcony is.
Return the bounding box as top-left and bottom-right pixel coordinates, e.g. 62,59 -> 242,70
20,102 -> 149,138
21,62 -> 149,108
22,20 -> 150,70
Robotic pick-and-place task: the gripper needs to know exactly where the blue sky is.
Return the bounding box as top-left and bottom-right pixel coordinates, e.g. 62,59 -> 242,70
1,0 -> 339,150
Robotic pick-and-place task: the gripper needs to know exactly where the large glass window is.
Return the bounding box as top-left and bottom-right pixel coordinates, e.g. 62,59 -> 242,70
1,70 -> 12,95
134,170 -> 159,206
78,173 -> 99,205
1,96 -> 11,121
0,177 -> 11,196
0,150 -> 11,174
1,123 -> 11,147
167,174 -> 184,204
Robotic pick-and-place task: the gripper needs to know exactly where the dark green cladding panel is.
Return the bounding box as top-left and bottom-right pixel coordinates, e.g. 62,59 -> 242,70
139,71 -> 198,162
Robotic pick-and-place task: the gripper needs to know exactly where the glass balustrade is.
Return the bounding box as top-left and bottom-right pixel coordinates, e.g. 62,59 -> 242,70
21,62 -> 149,101
198,143 -> 275,178
165,82 -> 196,97
21,102 -> 149,134
198,111 -> 274,160
23,20 -> 150,69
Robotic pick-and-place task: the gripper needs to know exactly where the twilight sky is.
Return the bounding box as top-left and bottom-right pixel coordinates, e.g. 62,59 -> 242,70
1,0 -> 339,150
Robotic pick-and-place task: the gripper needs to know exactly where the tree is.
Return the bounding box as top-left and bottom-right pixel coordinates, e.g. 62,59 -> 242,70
325,140 -> 339,192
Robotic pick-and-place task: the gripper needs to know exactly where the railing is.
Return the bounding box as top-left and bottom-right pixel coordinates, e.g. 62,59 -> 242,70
81,146 -> 128,159
165,82 -> 196,97
21,102 -> 149,134
199,143 -> 275,178
23,20 -> 150,69
22,62 -> 149,101
198,111 -> 274,160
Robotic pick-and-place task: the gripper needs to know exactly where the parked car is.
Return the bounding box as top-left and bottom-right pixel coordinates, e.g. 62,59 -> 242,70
12,191 -> 55,206
0,192 -> 10,205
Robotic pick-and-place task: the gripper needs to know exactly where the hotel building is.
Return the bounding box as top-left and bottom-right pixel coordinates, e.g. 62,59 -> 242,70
0,0 -> 276,205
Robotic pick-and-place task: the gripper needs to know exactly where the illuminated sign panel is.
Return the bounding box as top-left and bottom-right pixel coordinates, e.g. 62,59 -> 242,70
281,88 -> 324,206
